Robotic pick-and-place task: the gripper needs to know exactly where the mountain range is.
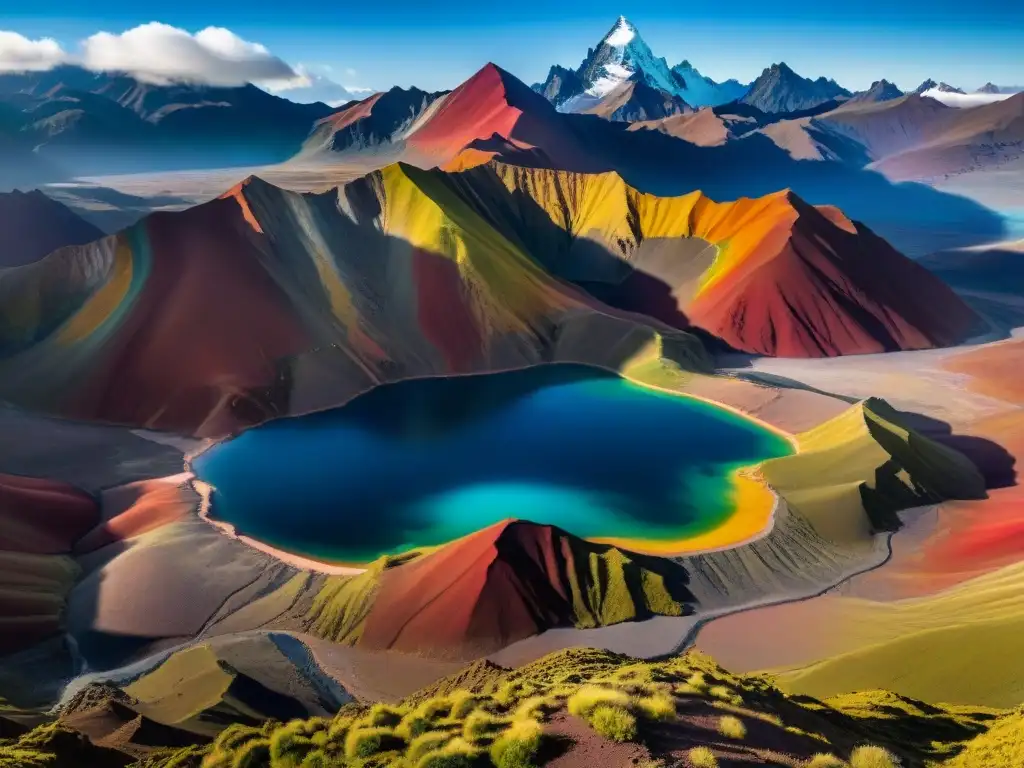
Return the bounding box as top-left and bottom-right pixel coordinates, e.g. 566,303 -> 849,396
533,16 -> 748,115
0,65 -> 336,181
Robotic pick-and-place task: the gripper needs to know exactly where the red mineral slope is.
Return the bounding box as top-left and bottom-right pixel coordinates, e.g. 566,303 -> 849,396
63,188 -> 311,437
405,63 -> 599,170
0,473 -> 99,553
359,520 -> 692,658
687,192 -> 982,356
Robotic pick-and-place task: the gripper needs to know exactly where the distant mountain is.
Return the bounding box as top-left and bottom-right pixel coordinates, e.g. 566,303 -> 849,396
671,60 -> 750,107
844,79 -> 904,106
300,85 -> 446,158
739,63 -> 851,114
0,65 -> 336,178
977,83 -> 1002,94
533,17 -> 744,116
915,80 -> 966,95
0,190 -> 103,267
577,79 -> 692,121
533,65 -> 585,108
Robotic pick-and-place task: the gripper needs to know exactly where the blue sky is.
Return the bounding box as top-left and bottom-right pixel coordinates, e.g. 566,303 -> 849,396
3,1 -> 1023,92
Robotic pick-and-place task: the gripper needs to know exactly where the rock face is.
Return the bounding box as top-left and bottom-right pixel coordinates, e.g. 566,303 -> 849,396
740,63 -> 851,113
0,190 -> 103,267
300,85 -> 446,157
977,82 -> 1002,94
359,520 -> 694,658
843,79 -> 904,106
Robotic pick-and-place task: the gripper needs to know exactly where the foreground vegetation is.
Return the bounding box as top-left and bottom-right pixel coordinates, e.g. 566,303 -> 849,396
1,649 -> 1020,767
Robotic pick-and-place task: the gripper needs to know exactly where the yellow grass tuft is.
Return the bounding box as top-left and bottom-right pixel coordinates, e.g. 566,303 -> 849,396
343,725 -> 403,759
489,718 -> 544,768
850,745 -> 901,768
415,736 -> 482,768
587,704 -> 638,743
406,731 -> 454,764
462,710 -> 507,743
566,686 -> 631,718
688,745 -> 719,767
805,754 -> 848,767
717,715 -> 747,739
634,692 -> 676,722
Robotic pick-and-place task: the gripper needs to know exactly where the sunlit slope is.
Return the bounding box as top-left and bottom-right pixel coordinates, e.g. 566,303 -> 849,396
768,560 -> 1024,707
761,397 -> 985,544
433,162 -> 981,356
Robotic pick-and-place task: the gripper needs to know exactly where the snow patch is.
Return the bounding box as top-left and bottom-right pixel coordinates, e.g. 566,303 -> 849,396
605,17 -> 636,47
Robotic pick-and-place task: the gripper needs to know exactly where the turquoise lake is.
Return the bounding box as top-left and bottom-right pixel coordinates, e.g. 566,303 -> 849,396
192,365 -> 792,563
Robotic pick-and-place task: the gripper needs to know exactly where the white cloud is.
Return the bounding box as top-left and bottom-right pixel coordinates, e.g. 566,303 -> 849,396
80,22 -> 302,87
0,30 -> 68,72
0,23 -> 375,94
923,88 -> 1022,108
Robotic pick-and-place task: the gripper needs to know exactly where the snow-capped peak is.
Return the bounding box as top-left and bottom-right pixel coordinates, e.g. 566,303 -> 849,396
604,16 -> 637,47
580,16 -> 682,99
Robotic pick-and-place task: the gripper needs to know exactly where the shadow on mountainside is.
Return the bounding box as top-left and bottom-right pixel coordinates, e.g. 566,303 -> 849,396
562,113 -> 1007,256
891,409 -> 1017,490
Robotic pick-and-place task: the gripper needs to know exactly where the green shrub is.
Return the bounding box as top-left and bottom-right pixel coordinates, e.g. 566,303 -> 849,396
587,705 -> 638,743
363,703 -> 405,727
448,691 -> 480,719
514,695 -> 558,722
417,696 -> 456,721
214,724 -> 264,752
717,715 -> 747,740
490,719 -> 544,768
462,710 -> 507,742
686,673 -> 708,692
0,747 -> 50,768
708,686 -> 741,705
635,692 -> 676,722
415,737 -> 481,768
232,739 -> 271,768
297,751 -> 335,768
850,745 -> 901,768
805,755 -> 848,768
397,713 -> 434,740
406,731 -> 454,764
688,746 -> 719,767
343,726 -> 404,759
567,686 -> 630,718
270,728 -> 315,768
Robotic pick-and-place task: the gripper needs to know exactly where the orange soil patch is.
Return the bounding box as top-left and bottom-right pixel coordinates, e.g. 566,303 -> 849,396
75,474 -> 197,554
944,338 -> 1024,404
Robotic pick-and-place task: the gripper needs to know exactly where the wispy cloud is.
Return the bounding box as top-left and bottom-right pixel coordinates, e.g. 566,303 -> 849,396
0,23 -> 321,90
81,23 -> 302,86
923,88 -> 1021,107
